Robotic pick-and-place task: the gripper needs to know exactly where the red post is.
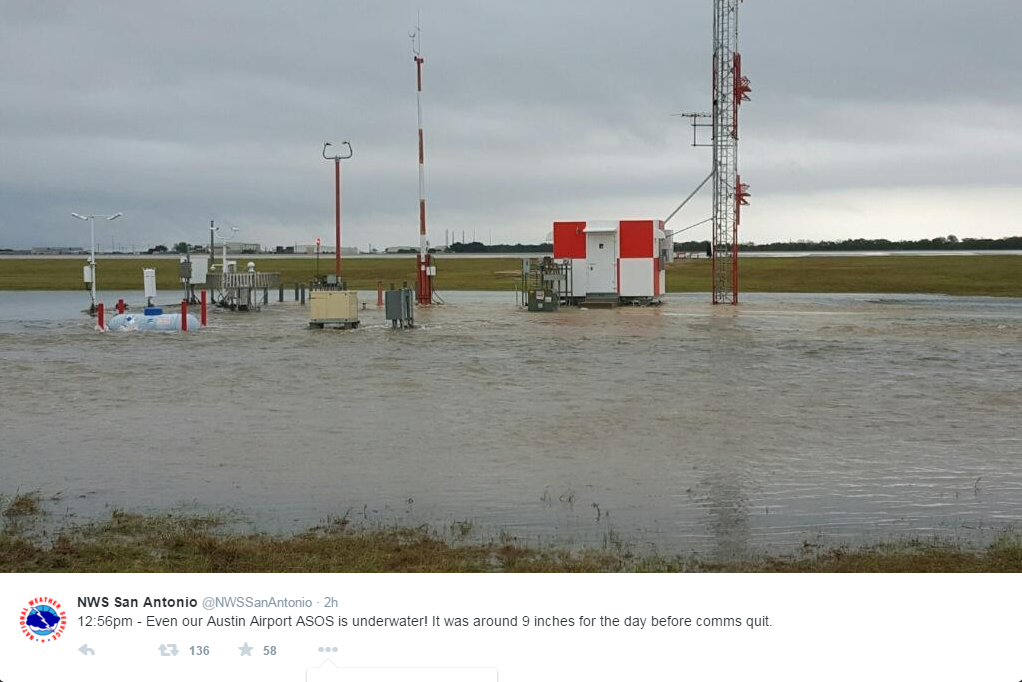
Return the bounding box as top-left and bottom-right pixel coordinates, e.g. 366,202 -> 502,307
181,300 -> 188,332
416,253 -> 432,305
200,290 -> 207,327
116,299 -> 125,314
96,302 -> 105,330
377,281 -> 383,306
323,142 -> 351,276
335,158 -> 341,278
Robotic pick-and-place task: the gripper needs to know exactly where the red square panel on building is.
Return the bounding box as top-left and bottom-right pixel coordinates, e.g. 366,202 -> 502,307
553,222 -> 587,259
619,220 -> 655,258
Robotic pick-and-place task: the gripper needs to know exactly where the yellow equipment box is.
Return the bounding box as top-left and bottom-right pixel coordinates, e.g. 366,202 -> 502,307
309,290 -> 359,329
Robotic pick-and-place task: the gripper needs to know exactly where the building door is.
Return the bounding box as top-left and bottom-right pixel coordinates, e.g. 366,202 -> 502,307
586,232 -> 616,293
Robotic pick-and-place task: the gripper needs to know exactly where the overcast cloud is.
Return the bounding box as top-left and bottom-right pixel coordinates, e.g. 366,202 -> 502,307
1,0 -> 1020,250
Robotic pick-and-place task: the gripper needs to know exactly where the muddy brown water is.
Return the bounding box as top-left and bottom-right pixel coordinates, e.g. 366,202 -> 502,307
1,290 -> 1020,559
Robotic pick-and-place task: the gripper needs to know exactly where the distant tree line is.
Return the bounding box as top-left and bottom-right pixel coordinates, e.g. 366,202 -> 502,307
446,241 -> 552,253
674,235 -> 1022,253
448,235 -> 1021,254
145,242 -> 209,254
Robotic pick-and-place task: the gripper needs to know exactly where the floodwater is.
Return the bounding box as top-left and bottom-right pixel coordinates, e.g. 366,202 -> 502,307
1,290 -> 1020,559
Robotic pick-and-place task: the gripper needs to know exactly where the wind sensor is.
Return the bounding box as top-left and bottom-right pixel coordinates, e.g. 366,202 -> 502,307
322,141 -> 353,279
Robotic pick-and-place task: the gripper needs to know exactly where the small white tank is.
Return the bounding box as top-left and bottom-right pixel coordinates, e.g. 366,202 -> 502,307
107,312 -> 200,332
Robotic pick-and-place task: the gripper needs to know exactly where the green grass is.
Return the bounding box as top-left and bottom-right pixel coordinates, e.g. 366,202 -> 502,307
0,257 -> 524,293
1,255 -> 1019,296
2,512 -> 1020,573
667,256 -> 1022,297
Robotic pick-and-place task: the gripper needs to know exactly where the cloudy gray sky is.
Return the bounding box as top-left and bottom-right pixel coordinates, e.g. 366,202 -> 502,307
1,0 -> 1020,250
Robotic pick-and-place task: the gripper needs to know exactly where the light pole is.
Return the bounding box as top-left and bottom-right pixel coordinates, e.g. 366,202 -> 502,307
72,212 -> 122,313
322,141 -> 353,279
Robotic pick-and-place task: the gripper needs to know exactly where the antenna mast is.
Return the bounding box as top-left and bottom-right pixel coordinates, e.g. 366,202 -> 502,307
710,0 -> 751,304
411,14 -> 435,305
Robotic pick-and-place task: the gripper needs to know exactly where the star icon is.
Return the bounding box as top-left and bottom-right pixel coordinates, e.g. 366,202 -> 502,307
239,642 -> 253,656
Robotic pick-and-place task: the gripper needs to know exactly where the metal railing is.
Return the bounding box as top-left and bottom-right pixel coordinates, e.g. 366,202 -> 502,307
207,271 -> 282,290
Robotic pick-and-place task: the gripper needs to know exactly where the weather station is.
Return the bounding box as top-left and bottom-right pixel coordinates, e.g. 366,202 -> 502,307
309,141 -> 360,329
71,211 -> 121,315
206,222 -> 281,311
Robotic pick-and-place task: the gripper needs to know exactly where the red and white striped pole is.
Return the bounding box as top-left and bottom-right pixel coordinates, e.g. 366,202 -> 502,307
413,20 -> 432,306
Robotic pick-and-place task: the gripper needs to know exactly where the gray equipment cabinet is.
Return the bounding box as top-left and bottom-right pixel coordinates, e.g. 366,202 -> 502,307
385,287 -> 415,328
527,289 -> 559,312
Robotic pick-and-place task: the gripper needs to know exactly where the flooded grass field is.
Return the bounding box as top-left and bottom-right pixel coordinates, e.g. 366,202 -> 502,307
1,290 -> 1020,560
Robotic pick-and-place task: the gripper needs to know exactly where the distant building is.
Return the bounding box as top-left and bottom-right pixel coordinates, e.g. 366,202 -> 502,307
226,243 -> 261,254
384,246 -> 418,254
294,245 -> 359,256
31,246 -> 86,255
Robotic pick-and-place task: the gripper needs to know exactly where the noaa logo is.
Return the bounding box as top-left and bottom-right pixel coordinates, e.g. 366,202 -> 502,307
20,598 -> 66,643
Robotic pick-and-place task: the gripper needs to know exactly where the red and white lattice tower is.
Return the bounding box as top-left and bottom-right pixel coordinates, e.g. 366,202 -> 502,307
711,0 -> 751,304
412,18 -> 434,305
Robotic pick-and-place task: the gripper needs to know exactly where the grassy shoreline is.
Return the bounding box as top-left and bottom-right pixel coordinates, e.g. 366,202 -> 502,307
0,256 -> 1020,296
2,506 -> 1020,573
